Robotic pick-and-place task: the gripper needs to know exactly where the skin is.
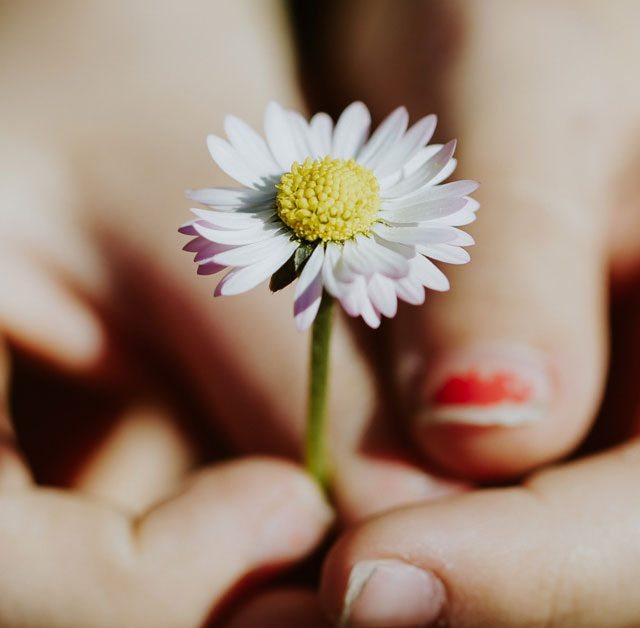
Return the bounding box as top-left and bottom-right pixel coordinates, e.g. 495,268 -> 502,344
1,0 -> 640,626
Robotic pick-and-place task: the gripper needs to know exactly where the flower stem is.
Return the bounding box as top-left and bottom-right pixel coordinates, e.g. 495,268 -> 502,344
306,290 -> 334,490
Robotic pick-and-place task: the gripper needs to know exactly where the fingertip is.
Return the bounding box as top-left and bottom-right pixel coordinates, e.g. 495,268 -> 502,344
138,457 -> 334,568
407,342 -> 602,480
332,456 -> 468,524
334,559 -> 446,627
0,253 -> 107,369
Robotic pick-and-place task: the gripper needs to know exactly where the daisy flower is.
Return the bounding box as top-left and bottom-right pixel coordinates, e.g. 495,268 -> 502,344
180,101 -> 478,331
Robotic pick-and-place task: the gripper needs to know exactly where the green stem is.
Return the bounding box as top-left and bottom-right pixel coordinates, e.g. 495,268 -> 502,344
305,291 -> 334,490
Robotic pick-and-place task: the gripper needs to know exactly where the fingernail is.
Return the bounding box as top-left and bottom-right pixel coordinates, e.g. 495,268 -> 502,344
418,344 -> 551,427
339,559 -> 446,627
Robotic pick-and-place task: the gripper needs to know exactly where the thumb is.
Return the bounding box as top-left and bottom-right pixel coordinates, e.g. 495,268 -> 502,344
321,439 -> 640,627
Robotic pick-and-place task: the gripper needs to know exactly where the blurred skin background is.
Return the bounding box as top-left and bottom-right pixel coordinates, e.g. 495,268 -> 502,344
1,1 -> 640,627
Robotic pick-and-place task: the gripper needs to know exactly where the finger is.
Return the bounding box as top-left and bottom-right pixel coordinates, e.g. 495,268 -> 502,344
0,246 -> 106,370
321,438 -> 640,628
392,1 -> 629,480
223,589 -> 332,628
331,453 -> 468,525
0,458 -> 332,628
327,319 -> 468,522
73,400 -> 195,513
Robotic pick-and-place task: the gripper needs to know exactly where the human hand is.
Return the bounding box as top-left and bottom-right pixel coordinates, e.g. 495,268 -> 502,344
1,338 -> 331,628
297,1 -> 640,626
0,6 -> 333,621
319,434 -> 640,627
4,2 -> 639,625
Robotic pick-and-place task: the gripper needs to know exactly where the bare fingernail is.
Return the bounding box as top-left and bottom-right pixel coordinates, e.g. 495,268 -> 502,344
417,344 -> 551,427
339,559 -> 446,627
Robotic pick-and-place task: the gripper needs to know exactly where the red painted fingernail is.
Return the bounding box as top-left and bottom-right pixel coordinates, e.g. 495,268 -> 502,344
434,371 -> 534,405
419,344 -> 550,426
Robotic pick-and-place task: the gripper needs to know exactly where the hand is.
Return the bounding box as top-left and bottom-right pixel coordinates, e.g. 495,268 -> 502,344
306,0 -> 640,480
306,1 -> 640,626
0,4 -> 335,625
1,340 -> 331,628
319,436 -> 640,627
0,256 -> 332,628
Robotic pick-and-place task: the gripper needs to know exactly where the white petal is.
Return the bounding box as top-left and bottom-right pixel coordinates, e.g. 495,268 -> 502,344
388,180 -> 479,207
464,197 -> 481,214
376,170 -> 404,191
431,198 -> 479,226
371,233 -> 415,259
332,102 -> 371,159
215,240 -> 297,296
430,157 -> 457,185
382,140 -> 457,198
341,238 -> 375,278
417,243 -> 471,264
337,274 -> 380,328
379,197 -> 468,223
410,255 -> 450,291
433,208 -> 477,226
360,296 -> 381,328
190,207 -> 274,229
448,228 -> 475,246
322,242 -> 349,298
336,274 -> 363,317
294,245 -> 325,331
310,112 -> 333,157
264,101 -> 303,171
357,106 -> 408,168
207,135 -> 273,190
224,115 -> 281,178
332,246 -> 358,283
395,276 -> 425,305
368,273 -> 398,318
401,143 -> 442,176
185,187 -> 275,210
342,234 -> 410,279
372,223 -> 459,246
373,114 -> 437,179
287,109 -> 315,159
212,232 -> 291,266
194,220 -> 282,245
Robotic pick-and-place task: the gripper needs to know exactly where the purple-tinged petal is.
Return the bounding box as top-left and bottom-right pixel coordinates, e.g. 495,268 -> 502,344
294,245 -> 325,331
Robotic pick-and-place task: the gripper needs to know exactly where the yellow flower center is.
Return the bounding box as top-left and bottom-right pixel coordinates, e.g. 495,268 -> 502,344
276,156 -> 380,243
